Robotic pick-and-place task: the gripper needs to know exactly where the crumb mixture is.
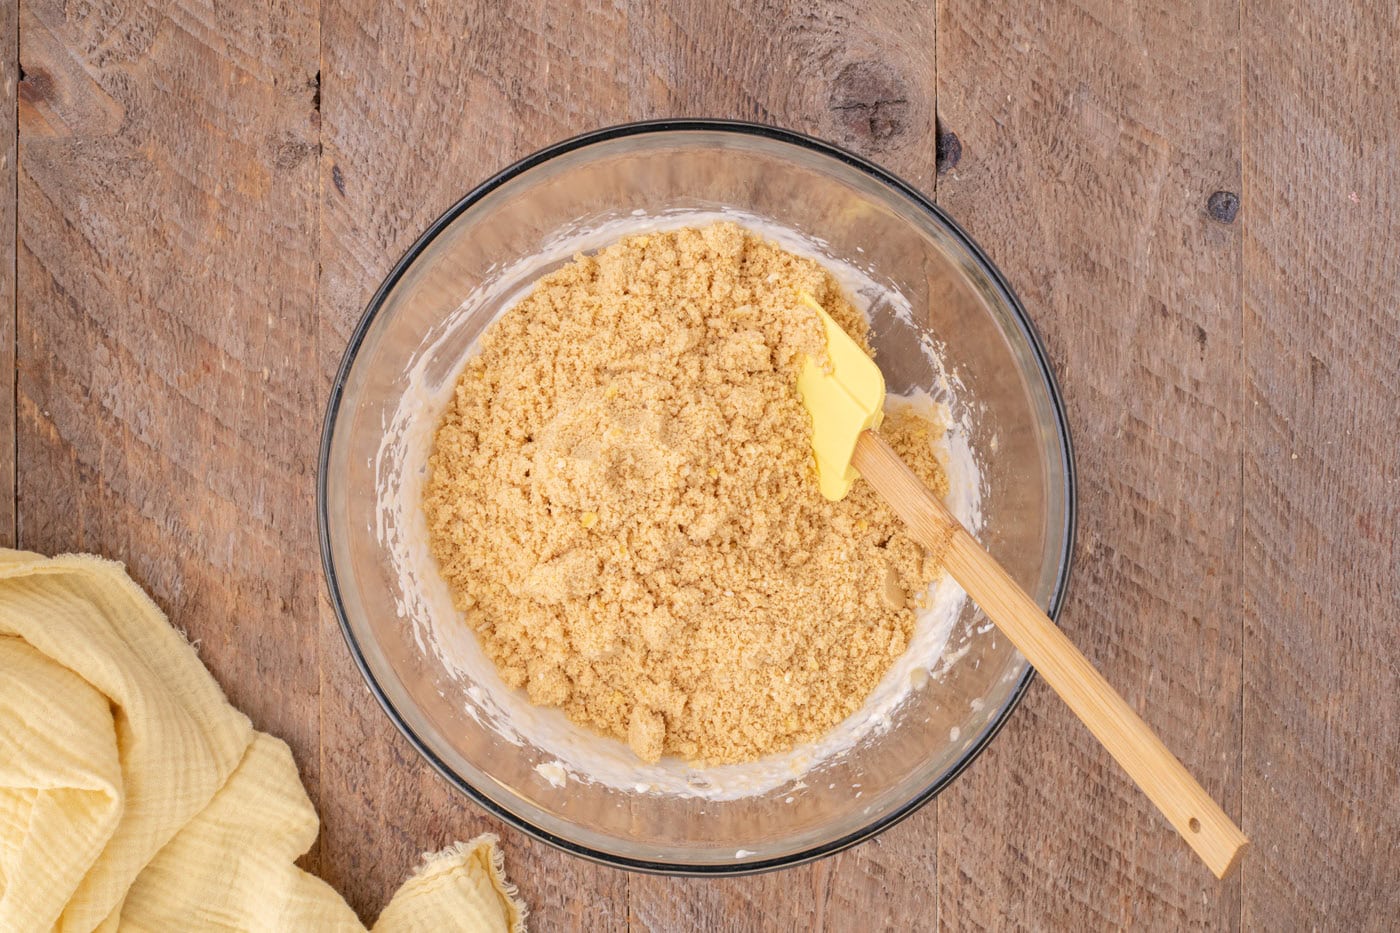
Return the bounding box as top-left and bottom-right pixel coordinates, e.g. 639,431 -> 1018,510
425,222 -> 949,765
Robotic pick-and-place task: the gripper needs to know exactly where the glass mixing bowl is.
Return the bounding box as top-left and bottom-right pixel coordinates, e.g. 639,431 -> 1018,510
318,120 -> 1075,873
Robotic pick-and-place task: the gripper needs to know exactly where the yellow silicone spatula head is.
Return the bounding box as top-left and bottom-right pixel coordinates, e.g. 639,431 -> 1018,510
794,293 -> 886,500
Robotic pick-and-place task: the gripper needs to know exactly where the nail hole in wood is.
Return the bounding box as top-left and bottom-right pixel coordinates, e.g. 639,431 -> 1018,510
1206,190 -> 1239,224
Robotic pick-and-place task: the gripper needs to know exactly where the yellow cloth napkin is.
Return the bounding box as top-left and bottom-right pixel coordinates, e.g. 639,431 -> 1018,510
0,548 -> 526,932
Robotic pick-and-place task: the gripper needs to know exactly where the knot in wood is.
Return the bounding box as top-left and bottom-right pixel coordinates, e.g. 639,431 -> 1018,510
828,61 -> 912,151
271,134 -> 314,171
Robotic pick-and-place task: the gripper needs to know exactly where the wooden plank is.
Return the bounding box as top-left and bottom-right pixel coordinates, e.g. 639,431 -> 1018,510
314,1 -> 637,925
0,0 -> 14,548
316,1 -> 949,926
628,830 -> 938,933
623,2 -> 941,929
15,0 -> 323,864
627,0 -> 939,189
1241,0 -> 1400,926
935,0 -> 1245,926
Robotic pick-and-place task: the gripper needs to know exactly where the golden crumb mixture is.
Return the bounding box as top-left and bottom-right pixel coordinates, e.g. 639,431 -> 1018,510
424,222 -> 949,765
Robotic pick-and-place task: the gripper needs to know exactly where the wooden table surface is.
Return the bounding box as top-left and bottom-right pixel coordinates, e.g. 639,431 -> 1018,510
7,0 -> 1397,928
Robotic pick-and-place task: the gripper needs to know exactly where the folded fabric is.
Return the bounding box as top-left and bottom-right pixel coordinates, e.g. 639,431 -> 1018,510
0,549 -> 526,932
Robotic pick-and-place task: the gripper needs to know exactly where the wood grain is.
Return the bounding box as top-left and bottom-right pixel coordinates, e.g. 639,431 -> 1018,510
1241,0 -> 1400,927
935,0 -> 1245,926
6,0 -> 1397,927
628,829 -> 938,933
0,0 -> 12,549
628,0 -> 939,188
623,2 -> 942,929
315,0 -> 636,924
15,0 -> 324,865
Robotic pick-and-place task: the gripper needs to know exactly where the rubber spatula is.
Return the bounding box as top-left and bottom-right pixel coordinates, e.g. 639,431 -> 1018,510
795,293 -> 1249,878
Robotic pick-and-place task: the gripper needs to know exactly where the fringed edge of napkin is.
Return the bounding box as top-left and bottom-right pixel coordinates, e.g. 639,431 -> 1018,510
372,832 -> 528,933
427,833 -> 527,931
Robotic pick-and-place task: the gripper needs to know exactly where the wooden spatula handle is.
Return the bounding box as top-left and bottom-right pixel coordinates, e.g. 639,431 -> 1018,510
852,430 -> 1248,879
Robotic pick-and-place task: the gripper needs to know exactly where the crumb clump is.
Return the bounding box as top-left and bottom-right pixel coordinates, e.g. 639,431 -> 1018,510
425,222 -> 950,765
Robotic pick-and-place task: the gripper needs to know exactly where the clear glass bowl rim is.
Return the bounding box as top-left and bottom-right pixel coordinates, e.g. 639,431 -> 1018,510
317,118 -> 1078,875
